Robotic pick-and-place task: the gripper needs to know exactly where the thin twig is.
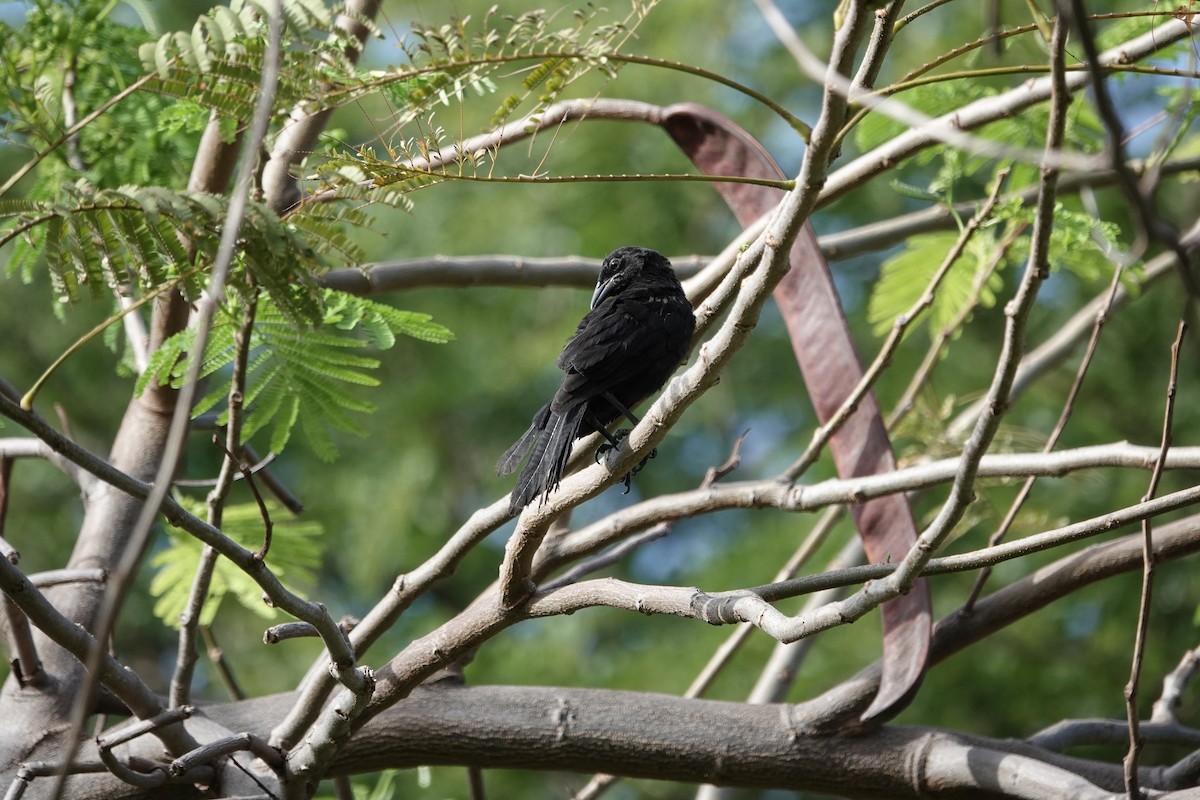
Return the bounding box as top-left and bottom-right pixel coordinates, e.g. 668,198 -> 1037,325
239,443 -> 304,514
27,569 -> 105,588
332,774 -> 354,800
888,223 -> 1026,428
541,432 -> 748,592
211,435 -> 274,561
60,59 -> 85,172
171,442 -> 303,513
200,625 -> 245,701
167,731 -> 284,775
0,435 -> 89,490
1124,319 -> 1186,798
962,253 -> 1127,611
1,593 -> 41,687
571,773 -> 617,800
1067,0 -> 1196,302
467,765 -> 487,800
1031,717 -> 1200,752
118,293 -> 151,374
1151,644 -> 1200,724
0,457 -> 13,559
864,9 -> 1069,604
51,7 -> 288,794
784,167 -> 1010,480
170,295 -> 259,709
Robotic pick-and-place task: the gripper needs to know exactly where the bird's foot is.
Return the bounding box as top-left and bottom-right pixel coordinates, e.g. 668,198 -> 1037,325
595,430 -> 657,494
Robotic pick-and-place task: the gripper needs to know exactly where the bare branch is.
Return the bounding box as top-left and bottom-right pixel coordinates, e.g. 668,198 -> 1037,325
170,295 -> 259,710
56,9 -> 293,791
1153,644 -> 1200,725
1124,319 -> 1186,796
0,555 -> 195,754
0,390 -> 367,746
1031,718 -> 1200,752
963,234 -> 1128,609
0,437 -> 91,491
320,254 -> 709,295
820,15 -> 1196,205
524,480 -> 1200,634
783,167 -> 1011,480
204,684 -> 1167,799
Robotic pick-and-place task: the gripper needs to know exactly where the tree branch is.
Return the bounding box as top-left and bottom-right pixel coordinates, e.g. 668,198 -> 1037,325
820,15 -> 1195,204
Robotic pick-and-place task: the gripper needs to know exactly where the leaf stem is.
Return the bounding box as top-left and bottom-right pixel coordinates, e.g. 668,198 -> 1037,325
20,270 -> 201,410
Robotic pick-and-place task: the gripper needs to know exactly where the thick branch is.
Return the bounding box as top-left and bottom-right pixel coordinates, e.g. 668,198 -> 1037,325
67,684 -> 1177,800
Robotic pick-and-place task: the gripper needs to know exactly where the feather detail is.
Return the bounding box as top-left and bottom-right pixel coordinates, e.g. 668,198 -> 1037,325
505,403 -> 588,515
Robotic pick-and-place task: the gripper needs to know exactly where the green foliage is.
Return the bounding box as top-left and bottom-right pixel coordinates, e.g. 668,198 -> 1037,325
139,0 -> 352,124
867,230 -> 1006,338
0,183 -> 328,323
139,289 -> 452,460
150,498 -> 323,629
0,0 -> 195,191
141,0 -> 651,186
303,3 -> 657,201
397,4 -> 648,129
353,769 -> 399,800
867,191 -> 1138,340
856,81 -> 985,156
1004,201 -> 1142,287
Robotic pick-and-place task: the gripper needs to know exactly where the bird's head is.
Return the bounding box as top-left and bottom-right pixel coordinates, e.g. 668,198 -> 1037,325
590,246 -> 672,309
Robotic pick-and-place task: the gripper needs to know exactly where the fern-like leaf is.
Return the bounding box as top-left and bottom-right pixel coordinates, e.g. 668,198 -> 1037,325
150,499 -> 322,629
145,289 -> 451,460
867,231 -> 1005,339
0,182 -> 328,322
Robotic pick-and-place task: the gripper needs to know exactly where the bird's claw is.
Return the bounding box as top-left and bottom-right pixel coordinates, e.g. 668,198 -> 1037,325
620,448 -> 658,493
594,428 -> 631,463
595,431 -> 657,493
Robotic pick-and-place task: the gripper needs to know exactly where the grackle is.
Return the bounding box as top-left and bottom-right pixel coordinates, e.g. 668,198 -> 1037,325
498,246 -> 696,514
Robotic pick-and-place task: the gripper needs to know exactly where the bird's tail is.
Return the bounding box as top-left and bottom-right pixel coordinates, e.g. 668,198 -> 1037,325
499,403 -> 587,515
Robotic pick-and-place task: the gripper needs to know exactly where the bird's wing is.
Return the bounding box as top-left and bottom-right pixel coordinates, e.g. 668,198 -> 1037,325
553,297 -> 677,409
557,302 -> 638,374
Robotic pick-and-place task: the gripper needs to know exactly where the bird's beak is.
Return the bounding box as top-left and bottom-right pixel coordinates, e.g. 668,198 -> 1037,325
591,275 -> 616,309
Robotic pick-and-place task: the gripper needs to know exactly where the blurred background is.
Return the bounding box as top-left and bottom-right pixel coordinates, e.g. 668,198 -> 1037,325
1,1 -> 1198,797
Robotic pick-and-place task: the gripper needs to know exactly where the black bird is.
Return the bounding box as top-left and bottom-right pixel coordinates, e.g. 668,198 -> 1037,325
498,246 -> 696,514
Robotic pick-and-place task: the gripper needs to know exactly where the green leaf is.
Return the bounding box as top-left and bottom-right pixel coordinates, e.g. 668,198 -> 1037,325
142,290 -> 451,461
149,499 -> 322,629
867,231 -> 1003,338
